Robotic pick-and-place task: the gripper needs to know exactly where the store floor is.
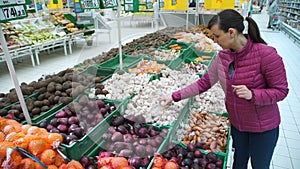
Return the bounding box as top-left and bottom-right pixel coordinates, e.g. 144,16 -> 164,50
0,11 -> 300,169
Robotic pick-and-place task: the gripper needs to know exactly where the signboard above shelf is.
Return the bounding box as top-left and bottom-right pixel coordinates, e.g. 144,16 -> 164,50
0,0 -> 27,23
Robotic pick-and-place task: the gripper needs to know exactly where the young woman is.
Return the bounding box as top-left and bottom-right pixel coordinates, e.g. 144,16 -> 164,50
160,9 -> 288,169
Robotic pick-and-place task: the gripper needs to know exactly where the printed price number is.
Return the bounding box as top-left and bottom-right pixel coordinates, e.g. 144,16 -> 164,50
1,6 -> 26,20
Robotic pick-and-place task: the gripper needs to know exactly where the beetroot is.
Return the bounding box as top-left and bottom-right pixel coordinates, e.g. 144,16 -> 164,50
187,143 -> 196,152
64,108 -> 73,117
46,124 -> 54,131
57,124 -> 68,133
206,152 -> 217,163
123,134 -> 133,143
55,110 -> 67,118
215,159 -> 223,168
137,127 -> 148,138
117,125 -> 128,134
128,157 -> 142,168
119,149 -> 133,157
70,127 -> 84,138
154,136 -> 164,144
206,163 -> 216,169
194,150 -> 203,158
111,116 -> 125,126
58,118 -> 68,125
111,132 -> 124,142
68,116 -> 79,125
96,100 -> 105,108
39,121 -> 47,128
135,145 -> 146,157
50,118 -> 58,127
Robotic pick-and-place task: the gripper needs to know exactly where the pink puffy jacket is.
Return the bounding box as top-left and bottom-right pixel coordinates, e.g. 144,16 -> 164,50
172,37 -> 288,132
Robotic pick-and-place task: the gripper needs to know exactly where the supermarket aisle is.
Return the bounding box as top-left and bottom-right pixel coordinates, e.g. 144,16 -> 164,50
0,10 -> 299,169
251,11 -> 300,169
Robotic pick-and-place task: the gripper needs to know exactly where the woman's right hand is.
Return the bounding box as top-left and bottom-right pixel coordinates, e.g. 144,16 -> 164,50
159,95 -> 173,106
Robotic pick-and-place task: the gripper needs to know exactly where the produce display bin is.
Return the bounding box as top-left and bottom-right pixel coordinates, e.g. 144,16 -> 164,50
97,54 -> 144,70
186,48 -> 217,68
60,98 -> 124,161
162,40 -> 193,51
151,142 -> 228,169
32,98 -> 125,161
161,40 -> 194,60
170,106 -> 231,157
121,56 -> 174,74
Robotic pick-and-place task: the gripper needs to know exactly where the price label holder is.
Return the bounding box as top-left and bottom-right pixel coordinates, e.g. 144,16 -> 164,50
79,0 -> 101,9
124,0 -> 139,12
100,0 -> 118,9
0,0 -> 28,23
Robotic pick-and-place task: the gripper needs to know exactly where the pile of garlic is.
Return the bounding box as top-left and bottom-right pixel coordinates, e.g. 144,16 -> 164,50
194,83 -> 226,113
124,69 -> 199,126
153,49 -> 181,61
98,73 -> 151,100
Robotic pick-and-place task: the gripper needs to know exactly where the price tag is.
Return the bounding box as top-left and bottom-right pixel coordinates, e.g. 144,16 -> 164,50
0,0 -> 25,7
80,0 -> 100,9
0,5 -> 27,22
102,0 -> 118,8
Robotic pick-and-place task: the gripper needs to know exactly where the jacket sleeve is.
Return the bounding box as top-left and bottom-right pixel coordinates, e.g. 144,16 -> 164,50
172,54 -> 220,102
251,47 -> 289,105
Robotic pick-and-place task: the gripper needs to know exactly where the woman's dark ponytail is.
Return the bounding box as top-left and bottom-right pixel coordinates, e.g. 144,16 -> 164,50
208,9 -> 267,45
245,16 -> 267,44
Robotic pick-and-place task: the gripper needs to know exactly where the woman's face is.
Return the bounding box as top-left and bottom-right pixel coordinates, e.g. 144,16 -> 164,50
210,24 -> 233,49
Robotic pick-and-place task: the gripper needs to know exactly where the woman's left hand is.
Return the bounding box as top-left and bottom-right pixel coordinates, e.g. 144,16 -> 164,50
232,85 -> 253,100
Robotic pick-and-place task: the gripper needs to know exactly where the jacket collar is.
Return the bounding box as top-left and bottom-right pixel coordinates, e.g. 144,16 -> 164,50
219,35 -> 253,59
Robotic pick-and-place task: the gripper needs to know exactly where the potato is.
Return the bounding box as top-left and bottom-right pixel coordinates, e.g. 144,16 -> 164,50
41,106 -> 50,112
31,107 -> 41,115
55,84 -> 63,91
33,101 -> 43,107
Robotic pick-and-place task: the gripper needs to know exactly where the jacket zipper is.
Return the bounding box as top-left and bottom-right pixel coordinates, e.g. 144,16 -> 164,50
230,55 -> 241,129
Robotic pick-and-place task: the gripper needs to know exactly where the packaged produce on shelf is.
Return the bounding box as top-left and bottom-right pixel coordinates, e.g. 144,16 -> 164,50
51,12 -> 71,25
124,69 -> 199,126
0,117 -> 84,169
129,60 -> 169,74
176,108 -> 230,153
194,83 -> 226,113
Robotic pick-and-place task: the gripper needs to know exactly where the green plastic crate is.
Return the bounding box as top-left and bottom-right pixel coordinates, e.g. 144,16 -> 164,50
162,40 -> 193,51
170,106 -> 231,156
32,98 -> 124,161
97,54 -> 144,70
147,132 -> 227,169
122,56 -> 172,74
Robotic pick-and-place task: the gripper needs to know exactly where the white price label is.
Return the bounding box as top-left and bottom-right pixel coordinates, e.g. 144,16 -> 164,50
0,0 -> 25,6
81,0 -> 100,8
0,5 -> 26,20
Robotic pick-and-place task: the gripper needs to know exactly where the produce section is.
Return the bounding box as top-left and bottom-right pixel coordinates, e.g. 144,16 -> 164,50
0,23 -> 233,169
